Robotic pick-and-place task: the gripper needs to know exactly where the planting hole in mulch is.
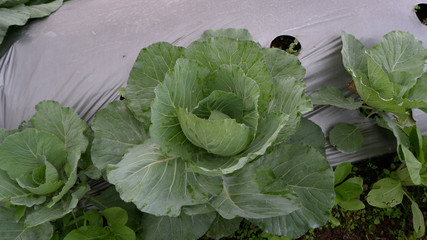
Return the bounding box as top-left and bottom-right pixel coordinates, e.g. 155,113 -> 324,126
415,3 -> 427,25
270,35 -> 301,55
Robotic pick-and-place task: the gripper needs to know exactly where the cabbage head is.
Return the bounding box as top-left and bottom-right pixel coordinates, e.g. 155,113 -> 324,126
91,29 -> 334,239
341,31 -> 427,121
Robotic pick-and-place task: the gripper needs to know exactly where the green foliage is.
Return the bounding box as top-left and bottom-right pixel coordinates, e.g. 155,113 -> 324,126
367,178 -> 404,208
139,212 -> 216,240
205,214 -> 242,240
341,31 -> 427,121
0,101 -> 91,238
310,86 -> 363,110
0,0 -> 63,45
228,219 -> 266,240
310,30 -> 426,238
285,38 -> 301,56
85,186 -> 143,232
337,31 -> 427,238
62,207 -> 136,240
2,28 -> 425,240
329,123 -> 364,153
92,28 -> 334,239
333,162 -> 365,211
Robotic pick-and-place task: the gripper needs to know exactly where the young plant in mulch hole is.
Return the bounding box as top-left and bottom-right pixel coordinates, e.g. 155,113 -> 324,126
415,3 -> 427,25
270,35 -> 301,56
310,30 -> 427,238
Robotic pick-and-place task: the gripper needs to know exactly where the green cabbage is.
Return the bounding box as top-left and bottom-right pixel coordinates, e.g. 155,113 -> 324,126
0,100 -> 90,239
92,29 -> 334,239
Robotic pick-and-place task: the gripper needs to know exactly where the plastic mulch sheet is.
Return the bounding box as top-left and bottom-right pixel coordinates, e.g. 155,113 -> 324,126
0,0 -> 426,167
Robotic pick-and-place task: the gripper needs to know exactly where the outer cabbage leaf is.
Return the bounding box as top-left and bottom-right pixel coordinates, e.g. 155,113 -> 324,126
125,42 -> 184,121
91,101 -> 146,173
366,53 -> 394,100
31,100 -> 88,153
0,206 -> 53,240
182,204 -> 216,216
139,212 -> 216,240
310,86 -> 363,110
250,143 -> 334,239
262,48 -> 305,83
198,28 -> 253,42
0,0 -> 30,8
24,183 -> 89,227
287,117 -> 325,155
0,0 -> 63,45
404,72 -> 427,109
340,31 -> 368,76
209,164 -> 300,219
0,128 -> 19,143
10,194 -> 46,208
262,48 -> 312,143
205,214 -> 242,240
0,129 -> 66,179
268,74 -> 312,143
367,31 -> 425,81
107,141 -> 222,217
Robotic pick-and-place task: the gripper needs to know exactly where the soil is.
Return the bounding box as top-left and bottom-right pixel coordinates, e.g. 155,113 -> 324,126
301,205 -> 421,240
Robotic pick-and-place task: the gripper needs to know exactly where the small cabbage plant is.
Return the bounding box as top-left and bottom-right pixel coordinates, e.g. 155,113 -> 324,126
91,29 -> 334,239
341,31 -> 427,121
311,31 -> 426,238
0,101 -> 90,239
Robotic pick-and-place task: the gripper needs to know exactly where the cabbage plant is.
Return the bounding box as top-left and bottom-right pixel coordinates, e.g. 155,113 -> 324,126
91,29 -> 334,239
0,101 -> 90,240
341,31 -> 427,121
311,31 -> 426,238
